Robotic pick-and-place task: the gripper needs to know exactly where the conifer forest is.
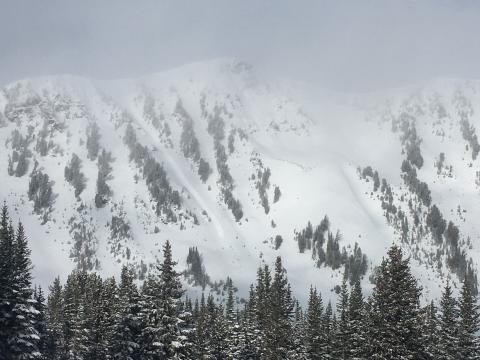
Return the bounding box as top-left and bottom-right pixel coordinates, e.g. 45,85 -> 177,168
1,204 -> 479,359
3,2 -> 480,359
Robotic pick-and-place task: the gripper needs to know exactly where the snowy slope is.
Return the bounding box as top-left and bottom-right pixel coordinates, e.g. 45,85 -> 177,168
1,59 -> 480,302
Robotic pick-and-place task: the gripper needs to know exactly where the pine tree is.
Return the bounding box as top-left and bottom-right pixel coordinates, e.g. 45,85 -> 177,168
64,153 -> 87,198
439,281 -> 459,360
157,240 -> 185,358
0,204 -> 15,356
348,278 -> 365,360
323,302 -> 335,358
194,293 -> 209,358
422,301 -> 441,360
264,256 -> 294,358
336,279 -> 350,359
95,149 -> 114,208
82,273 -> 106,360
306,286 -> 324,359
46,277 -> 65,359
100,276 -> 118,358
224,277 -> 241,358
139,274 -> 163,359
290,300 -> 308,359
86,122 -> 101,161
255,264 -> 271,356
368,245 -> 424,359
65,273 -> 89,360
112,266 -> 142,360
194,292 -> 227,358
207,295 -> 228,359
177,296 -> 196,359
33,287 -> 47,359
239,285 -> 260,359
10,222 -> 40,359
458,276 -> 480,359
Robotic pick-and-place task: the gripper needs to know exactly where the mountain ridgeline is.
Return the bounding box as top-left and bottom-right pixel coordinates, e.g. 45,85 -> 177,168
1,59 -> 480,300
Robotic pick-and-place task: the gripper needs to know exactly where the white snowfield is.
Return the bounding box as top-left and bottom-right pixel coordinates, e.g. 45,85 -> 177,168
0,59 -> 479,303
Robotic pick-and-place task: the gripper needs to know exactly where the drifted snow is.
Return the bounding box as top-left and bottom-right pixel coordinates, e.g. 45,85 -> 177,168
0,59 -> 479,303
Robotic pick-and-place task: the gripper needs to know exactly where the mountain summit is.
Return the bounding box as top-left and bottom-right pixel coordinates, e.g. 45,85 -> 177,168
1,59 -> 479,300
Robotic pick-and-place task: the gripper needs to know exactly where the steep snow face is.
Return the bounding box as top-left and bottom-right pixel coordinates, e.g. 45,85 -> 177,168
1,59 -> 480,302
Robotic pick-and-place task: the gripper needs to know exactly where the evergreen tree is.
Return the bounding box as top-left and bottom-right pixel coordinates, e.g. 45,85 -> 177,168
439,282 -> 459,360
139,274 -> 163,359
45,277 -> 65,359
100,277 -> 118,358
207,295 -> 228,359
323,301 -> 335,358
82,273 -> 106,360
33,287 -> 47,359
194,293 -> 209,358
422,301 -> 441,360
224,277 -> 241,358
95,149 -> 114,208
64,153 -> 87,198
458,276 -> 480,359
177,296 -> 196,359
264,257 -> 294,358
291,300 -> 308,359
306,286 -> 324,359
10,222 -> 39,358
336,279 -> 350,359
0,204 -> 15,356
112,266 -> 142,360
157,240 -> 185,358
86,122 -> 101,161
348,278 -> 365,360
239,285 -> 260,359
367,245 -> 424,359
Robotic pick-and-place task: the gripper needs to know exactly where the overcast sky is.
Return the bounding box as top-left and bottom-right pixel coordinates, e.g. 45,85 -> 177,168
1,0 -> 480,91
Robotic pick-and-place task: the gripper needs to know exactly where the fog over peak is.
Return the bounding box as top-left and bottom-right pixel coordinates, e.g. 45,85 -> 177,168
1,1 -> 480,92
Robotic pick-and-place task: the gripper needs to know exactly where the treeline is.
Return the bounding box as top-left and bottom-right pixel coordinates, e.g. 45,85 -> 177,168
1,204 -> 480,359
362,157 -> 476,292
296,218 -> 368,285
207,106 -> 243,222
124,123 -> 181,222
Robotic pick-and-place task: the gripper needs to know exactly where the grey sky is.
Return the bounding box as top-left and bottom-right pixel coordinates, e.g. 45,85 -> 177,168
1,0 -> 480,91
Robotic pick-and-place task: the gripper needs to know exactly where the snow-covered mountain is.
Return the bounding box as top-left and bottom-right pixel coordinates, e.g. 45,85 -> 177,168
1,58 -> 480,302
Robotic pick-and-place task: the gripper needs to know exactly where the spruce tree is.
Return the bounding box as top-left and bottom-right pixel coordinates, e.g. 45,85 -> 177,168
323,302 -> 335,358
177,296 -> 196,359
139,274 -> 163,359
368,245 -> 424,359
100,277 -> 118,357
264,257 -> 294,358
46,277 -> 65,360
336,279 -> 350,359
291,300 -> 308,359
194,293 -> 209,358
207,295 -> 228,359
458,276 -> 480,359
439,281 -> 459,360
95,149 -> 114,208
239,285 -> 260,359
112,266 -> 142,360
33,287 -> 47,359
157,240 -> 185,358
255,264 -> 271,356
306,286 -> 324,359
224,277 -> 241,358
0,204 -> 15,356
422,301 -> 441,360
10,222 -> 39,358
348,278 -> 365,360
